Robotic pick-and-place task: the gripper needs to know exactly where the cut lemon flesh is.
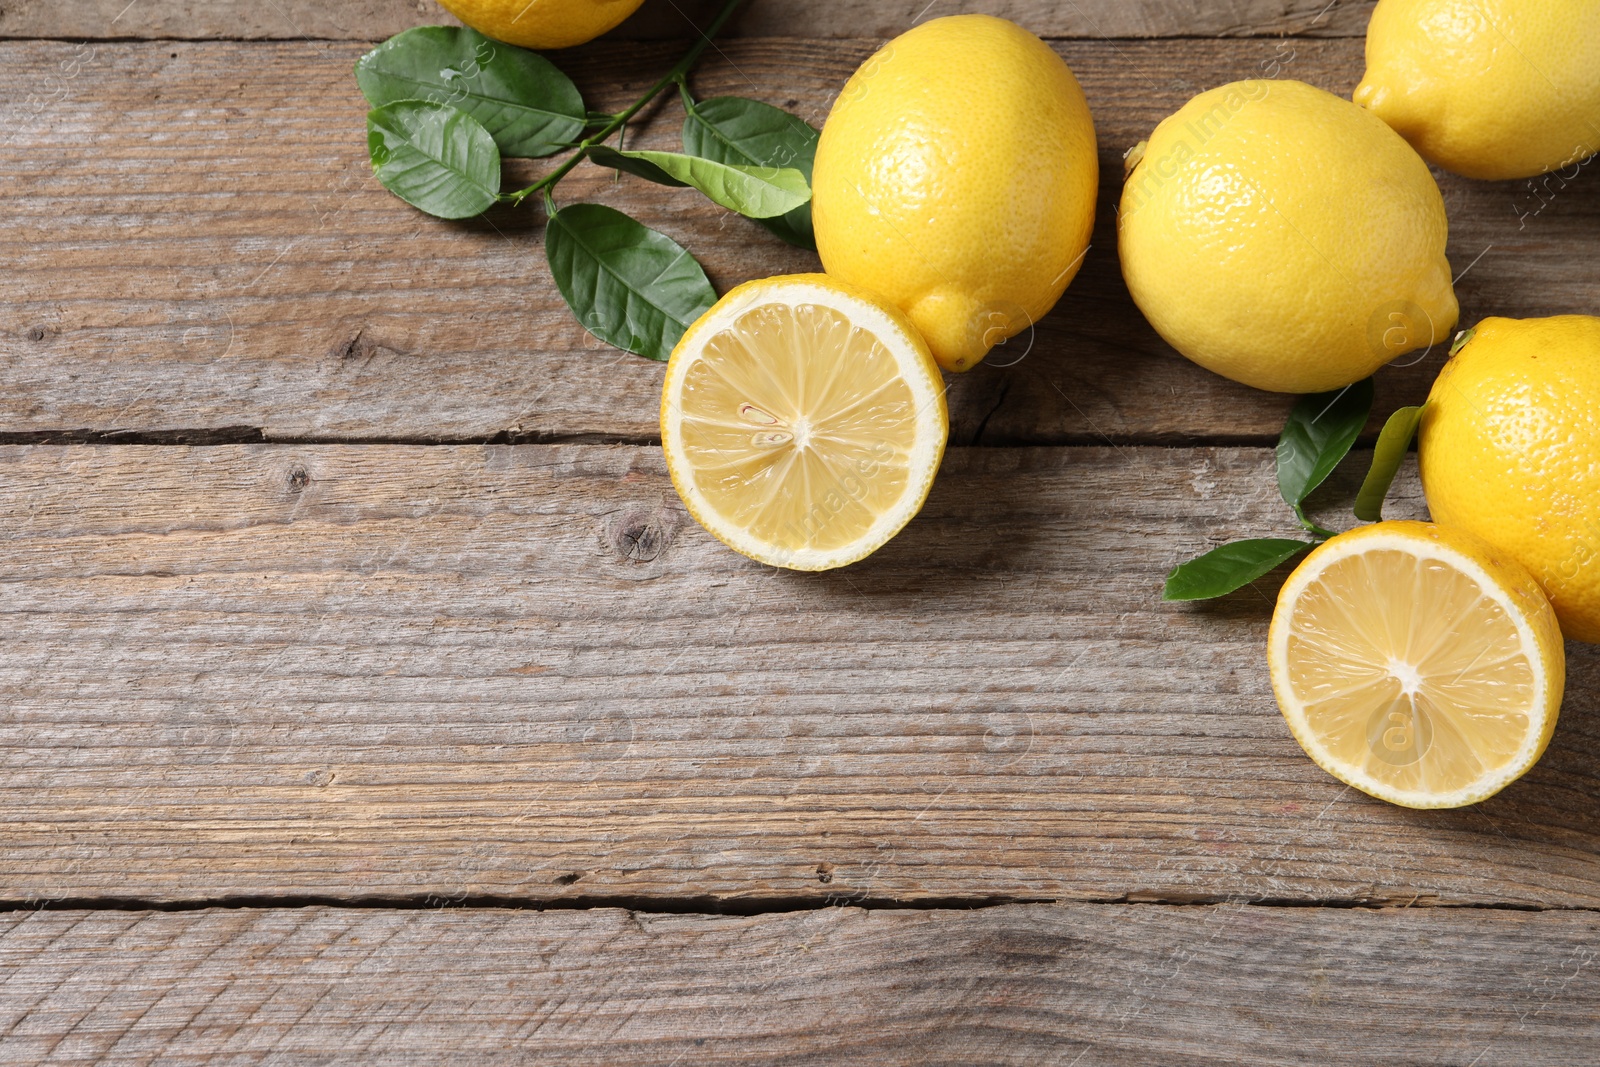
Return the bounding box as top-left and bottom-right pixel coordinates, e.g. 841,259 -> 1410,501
661,274 -> 948,571
1268,521 -> 1565,809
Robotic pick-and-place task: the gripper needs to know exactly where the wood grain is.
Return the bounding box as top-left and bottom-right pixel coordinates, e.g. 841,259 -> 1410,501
5,38 -> 1594,444
5,9 -> 1595,1049
0,0 -> 1378,41
1,903 -> 1595,1065
1,443 -> 1596,907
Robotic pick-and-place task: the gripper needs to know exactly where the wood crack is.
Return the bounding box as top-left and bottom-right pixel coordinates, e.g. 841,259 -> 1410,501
4,894 -> 1596,916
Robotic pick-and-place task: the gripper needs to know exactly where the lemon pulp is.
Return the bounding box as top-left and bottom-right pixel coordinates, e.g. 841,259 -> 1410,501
1269,522 -> 1563,808
678,303 -> 920,554
661,275 -> 947,572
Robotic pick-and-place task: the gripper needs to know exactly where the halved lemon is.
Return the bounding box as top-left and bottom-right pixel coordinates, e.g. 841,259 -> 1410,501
661,274 -> 948,571
1268,521 -> 1565,809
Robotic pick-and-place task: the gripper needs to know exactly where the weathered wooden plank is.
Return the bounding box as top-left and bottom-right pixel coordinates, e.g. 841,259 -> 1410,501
6,38 -> 1593,443
0,0 -> 1378,41
0,903 -> 1595,1065
1,443 -> 1595,906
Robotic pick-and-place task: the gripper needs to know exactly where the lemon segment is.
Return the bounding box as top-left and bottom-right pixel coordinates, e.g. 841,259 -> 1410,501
661,275 -> 947,572
1268,521 -> 1565,809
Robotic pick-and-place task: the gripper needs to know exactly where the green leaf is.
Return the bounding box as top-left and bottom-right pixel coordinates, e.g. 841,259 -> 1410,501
356,25 -> 584,159
1276,378 -> 1374,535
682,96 -> 820,249
546,203 -> 717,362
1163,539 -> 1314,602
367,101 -> 500,219
588,146 -> 810,220
586,145 -> 691,188
1354,405 -> 1425,522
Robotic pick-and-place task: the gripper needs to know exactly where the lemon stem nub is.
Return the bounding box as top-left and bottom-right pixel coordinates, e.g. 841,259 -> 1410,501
1123,140 -> 1149,175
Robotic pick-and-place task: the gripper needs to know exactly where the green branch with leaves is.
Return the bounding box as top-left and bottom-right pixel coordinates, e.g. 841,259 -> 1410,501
353,0 -> 819,362
1164,377 -> 1436,601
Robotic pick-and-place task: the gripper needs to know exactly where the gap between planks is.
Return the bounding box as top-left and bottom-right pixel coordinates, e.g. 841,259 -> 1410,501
5,893 -> 1600,917
0,433 -> 1293,448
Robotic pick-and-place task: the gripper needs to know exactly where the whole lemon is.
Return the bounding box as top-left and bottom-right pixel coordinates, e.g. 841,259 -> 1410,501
1118,79 -> 1458,395
1355,0 -> 1600,181
811,15 -> 1098,372
1419,315 -> 1600,643
435,0 -> 645,49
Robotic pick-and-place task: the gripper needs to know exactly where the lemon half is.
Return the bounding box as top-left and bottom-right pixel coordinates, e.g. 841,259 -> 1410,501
1268,521 -> 1565,809
661,275 -> 948,572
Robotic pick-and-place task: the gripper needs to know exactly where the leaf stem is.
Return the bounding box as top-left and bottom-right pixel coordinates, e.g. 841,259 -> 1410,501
505,0 -> 745,207
1293,510 -> 1338,541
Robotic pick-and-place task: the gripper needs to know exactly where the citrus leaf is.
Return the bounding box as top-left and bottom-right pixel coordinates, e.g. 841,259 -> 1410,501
1277,377 -> 1374,535
588,146 -> 810,219
682,95 -> 820,248
586,145 -> 690,188
1354,405 -> 1425,522
367,101 -> 500,219
356,25 -> 584,158
546,203 -> 717,362
1163,539 -> 1314,601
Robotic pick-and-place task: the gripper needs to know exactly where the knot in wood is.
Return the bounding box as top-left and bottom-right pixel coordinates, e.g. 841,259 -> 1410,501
609,508 -> 672,563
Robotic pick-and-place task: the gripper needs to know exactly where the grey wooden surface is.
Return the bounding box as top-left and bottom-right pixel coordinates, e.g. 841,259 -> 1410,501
0,0 -> 1378,40
1,444 -> 1595,908
2,904 -> 1596,1066
1,0 -> 1597,1062
3,36 -> 1593,443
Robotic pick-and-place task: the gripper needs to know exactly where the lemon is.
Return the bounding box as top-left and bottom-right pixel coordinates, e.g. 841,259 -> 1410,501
435,0 -> 645,49
660,274 -> 948,571
1118,79 -> 1458,395
1419,316 -> 1600,643
1355,0 -> 1600,180
1269,521 -> 1565,809
811,15 -> 1098,372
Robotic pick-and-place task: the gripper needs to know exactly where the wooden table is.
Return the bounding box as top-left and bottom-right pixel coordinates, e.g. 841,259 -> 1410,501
2,1 -> 1597,1061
